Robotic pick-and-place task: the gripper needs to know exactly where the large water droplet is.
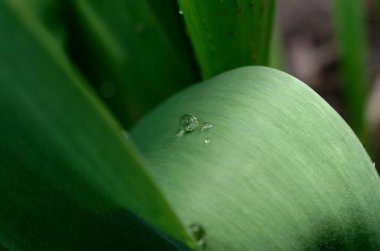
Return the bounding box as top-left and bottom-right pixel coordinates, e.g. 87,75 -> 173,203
200,122 -> 213,131
179,114 -> 199,132
189,223 -> 206,249
204,137 -> 211,144
179,9 -> 183,15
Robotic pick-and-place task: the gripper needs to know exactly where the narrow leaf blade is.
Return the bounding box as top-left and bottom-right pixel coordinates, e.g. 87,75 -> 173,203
178,0 -> 276,78
332,0 -> 368,139
69,0 -> 199,126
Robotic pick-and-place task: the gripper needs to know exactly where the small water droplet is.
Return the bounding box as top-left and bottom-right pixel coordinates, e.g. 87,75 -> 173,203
179,114 -> 199,132
179,9 -> 183,15
99,81 -> 115,98
204,137 -> 211,144
189,223 -> 206,249
200,122 -> 212,131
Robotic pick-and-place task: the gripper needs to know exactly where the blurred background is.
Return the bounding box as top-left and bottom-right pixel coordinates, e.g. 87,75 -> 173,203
276,0 -> 380,166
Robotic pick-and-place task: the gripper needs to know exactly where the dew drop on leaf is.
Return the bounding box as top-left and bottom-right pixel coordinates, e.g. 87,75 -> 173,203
179,9 -> 183,15
189,223 -> 206,249
179,114 -> 199,132
200,122 -> 213,131
204,137 -> 211,144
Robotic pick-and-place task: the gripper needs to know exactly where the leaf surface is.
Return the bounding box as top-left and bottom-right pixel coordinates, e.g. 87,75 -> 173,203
0,1 -> 194,249
132,66 -> 380,250
332,0 -> 368,139
69,0 -> 198,126
178,0 -> 276,78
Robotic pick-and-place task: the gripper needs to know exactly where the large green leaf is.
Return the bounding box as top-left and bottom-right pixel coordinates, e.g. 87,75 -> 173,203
332,0 -> 368,140
178,0 -> 276,78
0,1 -> 194,249
132,66 -> 380,250
68,0 -> 198,126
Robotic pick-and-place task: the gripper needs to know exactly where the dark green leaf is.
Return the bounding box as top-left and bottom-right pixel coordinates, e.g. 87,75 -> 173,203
68,0 -> 199,126
23,0 -> 66,43
332,0 -> 369,140
0,1 -> 194,249
145,0 -> 199,73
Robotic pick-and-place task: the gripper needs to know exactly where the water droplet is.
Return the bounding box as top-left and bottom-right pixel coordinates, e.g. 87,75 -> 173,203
189,223 -> 206,249
99,81 -> 115,98
204,137 -> 211,144
179,9 -> 183,15
200,122 -> 212,131
179,114 -> 199,132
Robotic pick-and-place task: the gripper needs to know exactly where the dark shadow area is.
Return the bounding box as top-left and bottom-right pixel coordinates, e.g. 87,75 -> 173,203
303,214 -> 377,251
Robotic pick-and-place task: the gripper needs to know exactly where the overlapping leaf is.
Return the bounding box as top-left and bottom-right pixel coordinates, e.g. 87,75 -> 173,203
0,1 -> 194,249
69,0 -> 198,126
178,0 -> 276,78
132,66 -> 380,250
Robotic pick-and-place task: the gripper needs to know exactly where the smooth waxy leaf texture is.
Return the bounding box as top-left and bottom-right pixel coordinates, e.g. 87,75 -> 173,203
178,0 -> 276,78
132,66 -> 380,250
0,1 -> 194,249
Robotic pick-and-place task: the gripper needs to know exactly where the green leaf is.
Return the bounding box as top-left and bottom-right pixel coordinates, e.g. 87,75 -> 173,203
378,0 -> 380,45
145,0 -> 199,74
132,66 -> 380,250
0,1 -> 194,249
23,0 -> 66,43
68,0 -> 198,126
0,244 -> 8,251
178,0 -> 276,78
269,16 -> 285,70
332,0 -> 368,140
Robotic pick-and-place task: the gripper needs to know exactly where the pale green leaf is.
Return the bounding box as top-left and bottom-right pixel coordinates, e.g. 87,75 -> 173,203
132,66 -> 380,250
